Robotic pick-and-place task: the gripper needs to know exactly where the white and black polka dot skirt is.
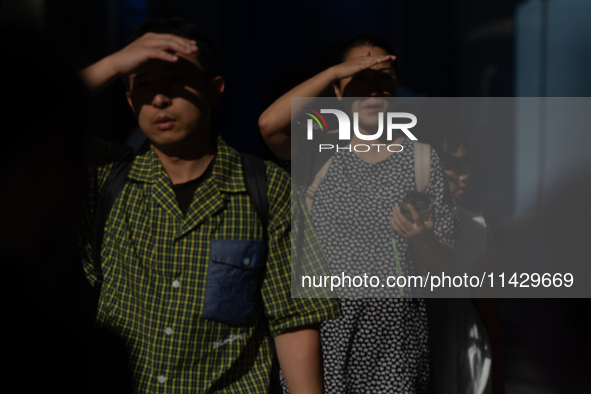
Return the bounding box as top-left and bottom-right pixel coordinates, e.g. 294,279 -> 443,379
290,140 -> 456,393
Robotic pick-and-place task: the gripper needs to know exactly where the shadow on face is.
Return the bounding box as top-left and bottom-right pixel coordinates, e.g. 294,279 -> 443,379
129,55 -> 211,111
333,46 -> 399,137
126,53 -> 224,149
335,45 -> 399,99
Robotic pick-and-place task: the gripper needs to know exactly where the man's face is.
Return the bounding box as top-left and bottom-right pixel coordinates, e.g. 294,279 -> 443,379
444,144 -> 469,203
334,45 -> 398,134
126,51 -> 223,148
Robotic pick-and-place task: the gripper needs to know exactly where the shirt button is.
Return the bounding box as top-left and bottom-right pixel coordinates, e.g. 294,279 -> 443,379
157,375 -> 166,384
165,327 -> 173,336
172,280 -> 180,288
243,257 -> 250,266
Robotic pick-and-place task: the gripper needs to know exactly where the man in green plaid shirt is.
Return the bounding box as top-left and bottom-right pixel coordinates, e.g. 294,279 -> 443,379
79,18 -> 339,393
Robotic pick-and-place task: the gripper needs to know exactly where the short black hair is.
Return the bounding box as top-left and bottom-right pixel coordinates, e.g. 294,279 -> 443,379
123,17 -> 220,91
339,33 -> 399,81
414,120 -> 468,160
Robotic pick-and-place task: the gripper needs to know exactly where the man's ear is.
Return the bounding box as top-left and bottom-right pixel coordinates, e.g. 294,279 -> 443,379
333,82 -> 343,101
209,76 -> 225,106
126,91 -> 137,117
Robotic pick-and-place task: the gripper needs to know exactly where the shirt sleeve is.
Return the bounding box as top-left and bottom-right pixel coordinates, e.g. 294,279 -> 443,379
426,147 -> 459,245
261,162 -> 341,337
76,139 -> 133,286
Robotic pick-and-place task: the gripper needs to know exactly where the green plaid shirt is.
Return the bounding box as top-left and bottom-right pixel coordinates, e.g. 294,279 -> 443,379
78,137 -> 340,393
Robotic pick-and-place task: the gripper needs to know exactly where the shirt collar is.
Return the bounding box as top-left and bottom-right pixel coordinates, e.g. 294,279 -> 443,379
127,136 -> 247,193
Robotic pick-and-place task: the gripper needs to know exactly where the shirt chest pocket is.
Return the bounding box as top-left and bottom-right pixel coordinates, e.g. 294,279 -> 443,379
202,240 -> 265,326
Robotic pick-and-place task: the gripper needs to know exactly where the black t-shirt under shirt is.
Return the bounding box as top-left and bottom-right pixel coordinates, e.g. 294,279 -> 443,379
171,157 -> 215,216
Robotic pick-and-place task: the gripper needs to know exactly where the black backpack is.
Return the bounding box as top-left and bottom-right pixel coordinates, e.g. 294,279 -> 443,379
92,152 -> 269,290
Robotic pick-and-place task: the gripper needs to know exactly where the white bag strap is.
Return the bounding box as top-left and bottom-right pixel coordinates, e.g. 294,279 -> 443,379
414,142 -> 431,192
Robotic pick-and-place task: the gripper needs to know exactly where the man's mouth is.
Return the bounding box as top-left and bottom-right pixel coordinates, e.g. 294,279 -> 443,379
154,115 -> 176,131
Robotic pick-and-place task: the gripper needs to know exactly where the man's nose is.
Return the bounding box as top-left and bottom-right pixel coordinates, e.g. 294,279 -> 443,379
152,93 -> 172,109
368,78 -> 381,97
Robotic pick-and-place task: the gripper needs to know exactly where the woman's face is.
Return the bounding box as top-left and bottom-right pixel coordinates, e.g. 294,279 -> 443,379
444,144 -> 469,203
335,45 -> 398,133
336,45 -> 398,98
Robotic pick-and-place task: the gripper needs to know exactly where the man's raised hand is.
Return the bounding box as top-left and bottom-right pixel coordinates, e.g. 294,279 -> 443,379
109,33 -> 197,76
79,33 -> 198,94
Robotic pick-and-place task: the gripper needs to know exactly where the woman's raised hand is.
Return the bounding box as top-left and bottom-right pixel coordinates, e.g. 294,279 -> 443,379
331,51 -> 396,81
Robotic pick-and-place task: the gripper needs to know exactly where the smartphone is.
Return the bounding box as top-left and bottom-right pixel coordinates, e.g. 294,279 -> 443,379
400,191 -> 435,223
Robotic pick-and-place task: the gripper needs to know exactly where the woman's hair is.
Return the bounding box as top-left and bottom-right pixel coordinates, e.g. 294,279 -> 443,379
339,33 -> 399,80
415,120 -> 469,164
434,127 -> 468,159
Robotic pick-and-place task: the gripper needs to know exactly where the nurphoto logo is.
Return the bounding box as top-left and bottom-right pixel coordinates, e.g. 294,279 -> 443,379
303,108 -> 418,152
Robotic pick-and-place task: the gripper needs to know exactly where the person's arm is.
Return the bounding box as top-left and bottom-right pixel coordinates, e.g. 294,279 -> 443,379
390,204 -> 456,272
274,324 -> 323,394
258,53 -> 395,160
79,32 -> 198,94
262,165 -> 339,393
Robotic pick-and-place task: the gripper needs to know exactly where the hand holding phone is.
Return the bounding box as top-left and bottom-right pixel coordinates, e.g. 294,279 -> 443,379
399,191 -> 435,224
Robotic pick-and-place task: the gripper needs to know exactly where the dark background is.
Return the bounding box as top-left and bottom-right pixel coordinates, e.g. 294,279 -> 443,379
2,0 -> 590,392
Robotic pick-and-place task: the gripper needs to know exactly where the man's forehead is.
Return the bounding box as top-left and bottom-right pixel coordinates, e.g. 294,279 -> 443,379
370,63 -> 395,73
131,53 -> 204,78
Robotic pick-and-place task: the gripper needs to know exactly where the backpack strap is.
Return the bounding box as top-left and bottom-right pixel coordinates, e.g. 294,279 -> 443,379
93,158 -> 133,289
414,141 -> 431,192
239,153 -> 269,258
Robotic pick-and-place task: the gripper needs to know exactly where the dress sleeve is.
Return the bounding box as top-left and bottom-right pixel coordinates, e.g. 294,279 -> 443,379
76,139 -> 133,286
261,162 -> 341,337
290,119 -> 311,188
426,147 -> 459,245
